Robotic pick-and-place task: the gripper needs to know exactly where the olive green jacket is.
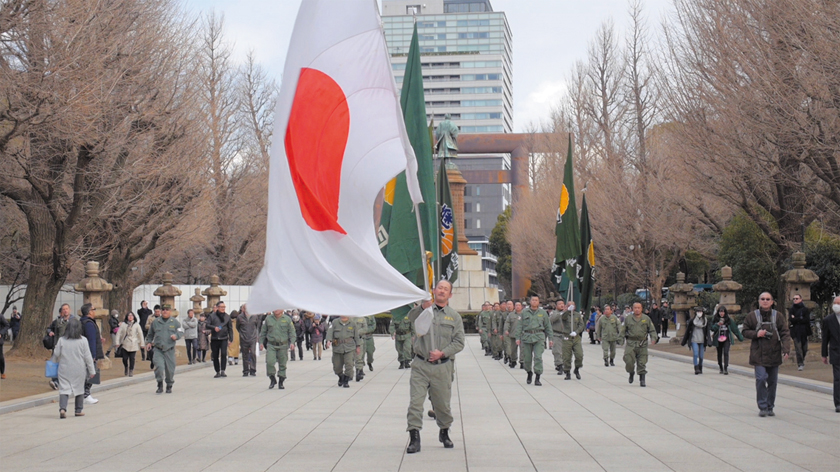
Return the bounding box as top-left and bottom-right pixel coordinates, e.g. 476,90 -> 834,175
327,319 -> 361,354
504,311 -> 521,338
491,310 -> 507,334
260,313 -> 296,347
557,311 -> 586,336
389,316 -> 414,341
514,307 -> 551,343
620,315 -> 659,345
477,310 -> 492,333
147,316 -> 183,351
408,304 -> 465,360
596,315 -> 621,342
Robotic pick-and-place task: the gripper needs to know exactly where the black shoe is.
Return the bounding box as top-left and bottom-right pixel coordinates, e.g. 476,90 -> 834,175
526,372 -> 533,384
629,372 -> 635,384
574,367 -> 581,380
243,372 -> 249,377
439,428 -> 454,448
278,376 -> 285,390
724,367 -> 729,375
338,375 -> 344,387
343,376 -> 350,388
767,409 -> 775,417
250,371 -> 256,376
610,359 -> 614,366
156,382 -> 163,394
368,362 -> 374,372
509,361 -> 516,368
269,375 -> 277,389
407,430 -> 421,454
639,375 -> 646,387
125,367 -> 129,376
165,385 -> 172,394
484,351 -> 492,356
565,372 -> 571,380
214,372 -> 221,378
759,409 -> 768,417
699,364 -> 703,374
356,369 -> 363,382
519,362 -> 524,369
534,374 -> 542,386
220,371 -> 227,378
694,365 -> 700,375
719,366 -> 724,374
557,366 -> 565,375
605,359 -> 609,367
835,407 -> 840,413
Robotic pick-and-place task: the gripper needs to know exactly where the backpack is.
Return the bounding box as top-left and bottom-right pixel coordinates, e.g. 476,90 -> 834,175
754,310 -> 780,341
42,322 -> 56,350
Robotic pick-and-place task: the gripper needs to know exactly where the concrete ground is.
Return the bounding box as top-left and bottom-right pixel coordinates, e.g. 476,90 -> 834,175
1,336 -> 837,472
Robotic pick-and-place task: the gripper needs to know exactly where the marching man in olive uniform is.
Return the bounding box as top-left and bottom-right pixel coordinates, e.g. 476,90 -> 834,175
477,302 -> 492,356
490,302 -> 504,360
405,280 -> 465,454
515,295 -> 553,386
260,309 -> 296,389
353,317 -> 370,381
504,302 -> 522,369
549,299 -> 567,375
597,305 -> 622,366
559,301 -> 586,380
364,315 -> 377,371
145,304 -> 182,394
621,302 -> 659,387
389,314 -> 414,369
327,316 -> 361,388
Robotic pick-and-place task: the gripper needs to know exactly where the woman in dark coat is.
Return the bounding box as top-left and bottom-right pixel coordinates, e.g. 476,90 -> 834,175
681,307 -> 712,374
291,311 -> 305,360
308,314 -> 325,360
711,306 -> 743,375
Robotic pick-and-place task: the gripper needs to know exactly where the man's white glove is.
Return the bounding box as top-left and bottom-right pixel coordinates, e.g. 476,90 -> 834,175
570,331 -> 577,337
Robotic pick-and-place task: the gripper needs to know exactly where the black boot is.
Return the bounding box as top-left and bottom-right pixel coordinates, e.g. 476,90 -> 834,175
368,362 -> 374,371
699,364 -> 703,374
724,366 -> 729,375
610,359 -> 615,366
406,430 -> 421,454
509,361 -> 516,368
156,382 -> 163,394
694,365 -> 700,375
269,375 -> 277,389
564,372 -> 571,381
640,374 -> 646,387
337,375 -> 343,387
399,360 -> 405,369
165,384 -> 172,394
125,366 -> 129,376
605,359 -> 609,367
278,376 -> 285,390
534,374 -> 542,386
519,362 -> 524,369
574,367 -> 581,380
526,372 -> 533,384
439,428 -> 454,448
356,369 -> 363,382
342,375 -> 350,388
719,364 -> 724,374
629,372 -> 635,384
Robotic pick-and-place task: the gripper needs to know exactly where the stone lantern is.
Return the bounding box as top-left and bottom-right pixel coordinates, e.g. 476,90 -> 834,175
781,252 -> 819,312
153,272 -> 182,317
202,275 -> 227,314
74,261 -> 113,321
190,288 -> 205,316
713,266 -> 742,314
668,272 -> 696,342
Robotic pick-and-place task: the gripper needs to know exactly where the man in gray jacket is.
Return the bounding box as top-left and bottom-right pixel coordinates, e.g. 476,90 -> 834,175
182,309 -> 199,365
236,304 -> 263,377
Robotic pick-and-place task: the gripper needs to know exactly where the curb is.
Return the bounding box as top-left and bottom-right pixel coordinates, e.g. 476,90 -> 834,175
648,349 -> 833,395
0,361 -> 212,416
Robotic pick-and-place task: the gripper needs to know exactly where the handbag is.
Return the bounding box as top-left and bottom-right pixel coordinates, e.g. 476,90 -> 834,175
45,360 -> 59,378
114,346 -> 125,358
90,369 -> 101,385
42,328 -> 56,350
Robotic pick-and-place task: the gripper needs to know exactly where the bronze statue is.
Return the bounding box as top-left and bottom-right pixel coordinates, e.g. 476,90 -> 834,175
435,113 -> 459,158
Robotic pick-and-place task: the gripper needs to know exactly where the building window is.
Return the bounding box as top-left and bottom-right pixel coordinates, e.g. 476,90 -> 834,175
465,219 -> 472,229
406,5 -> 421,15
476,203 -> 481,212
476,219 -> 481,229
475,186 -> 480,196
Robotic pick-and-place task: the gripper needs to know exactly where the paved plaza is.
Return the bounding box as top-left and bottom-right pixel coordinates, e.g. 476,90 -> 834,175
1,336 -> 838,472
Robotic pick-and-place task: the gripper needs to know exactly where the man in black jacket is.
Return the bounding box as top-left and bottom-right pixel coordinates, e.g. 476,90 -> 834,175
788,295 -> 811,370
80,304 -> 104,404
207,301 -> 232,378
821,295 -> 840,413
137,300 -> 153,361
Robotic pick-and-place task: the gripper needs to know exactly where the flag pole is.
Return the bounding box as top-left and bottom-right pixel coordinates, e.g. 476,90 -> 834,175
414,202 -> 430,294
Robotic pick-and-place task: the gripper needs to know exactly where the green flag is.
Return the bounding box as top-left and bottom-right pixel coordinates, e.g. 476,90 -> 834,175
437,159 -> 458,283
577,193 -> 595,313
553,136 -> 581,295
378,23 -> 437,277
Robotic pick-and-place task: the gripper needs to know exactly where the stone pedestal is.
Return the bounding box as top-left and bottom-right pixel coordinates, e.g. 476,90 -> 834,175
202,275 -> 227,314
781,252 -> 819,312
153,272 -> 183,317
74,261 -> 113,369
190,288 -> 205,316
713,266 -> 742,314
668,272 -> 696,343
450,254 -> 500,312
446,167 -> 477,257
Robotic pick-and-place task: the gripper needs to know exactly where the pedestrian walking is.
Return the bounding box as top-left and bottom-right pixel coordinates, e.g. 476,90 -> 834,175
291,311 -> 305,360
145,304 -> 182,394
115,312 -> 145,377
788,294 -> 811,370
207,302 -> 232,378
145,305 -> 161,369
390,313 -> 414,369
586,309 -> 597,344
260,309 -> 296,389
558,301 -> 585,380
821,296 -> 840,412
309,314 -> 325,361
503,302 -> 522,369
490,302 -> 505,360
660,301 -> 671,338
363,314 -> 377,371
596,305 -> 621,367
182,309 -> 199,365
0,313 -> 8,379
549,299 -> 566,375
711,307 -> 743,375
79,304 -> 104,404
514,295 -> 553,386
137,300 -> 153,361
621,302 -> 659,387
681,307 -> 711,374
9,306 -> 21,344
105,309 -> 120,357
649,302 -> 663,341
197,312 -> 209,363
405,280 -> 465,454
477,302 -> 492,355
326,315 -> 361,388
50,318 -> 96,418
236,304 -> 262,377
228,309 -> 240,367
742,292 -> 791,417
46,304 -> 74,389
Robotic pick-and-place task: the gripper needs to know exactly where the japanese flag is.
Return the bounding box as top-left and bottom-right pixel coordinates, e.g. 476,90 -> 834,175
247,0 -> 427,316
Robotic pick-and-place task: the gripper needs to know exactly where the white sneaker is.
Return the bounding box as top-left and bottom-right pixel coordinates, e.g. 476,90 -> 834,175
84,396 -> 99,404
797,365 -> 804,371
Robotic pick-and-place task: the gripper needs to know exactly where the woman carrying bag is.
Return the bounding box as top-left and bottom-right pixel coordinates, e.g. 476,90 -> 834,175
115,312 -> 145,377
49,318 -> 96,419
681,307 -> 712,374
711,306 -> 744,375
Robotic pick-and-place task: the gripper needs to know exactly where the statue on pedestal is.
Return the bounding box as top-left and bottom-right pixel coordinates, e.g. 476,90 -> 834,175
435,113 -> 459,159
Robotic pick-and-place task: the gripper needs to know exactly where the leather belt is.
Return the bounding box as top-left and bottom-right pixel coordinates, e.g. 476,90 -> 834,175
415,354 -> 450,364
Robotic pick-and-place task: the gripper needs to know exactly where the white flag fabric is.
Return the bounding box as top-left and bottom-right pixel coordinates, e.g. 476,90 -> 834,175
247,0 -> 427,316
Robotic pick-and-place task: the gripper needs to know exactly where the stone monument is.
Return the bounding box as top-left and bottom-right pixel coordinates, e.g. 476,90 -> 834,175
153,272 -> 182,317
190,288 -> 205,316
712,266 -> 742,314
781,252 -> 819,312
202,275 -> 227,314
668,272 -> 696,342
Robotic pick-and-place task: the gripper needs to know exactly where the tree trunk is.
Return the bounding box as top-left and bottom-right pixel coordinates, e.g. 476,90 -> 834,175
106,261 -> 134,320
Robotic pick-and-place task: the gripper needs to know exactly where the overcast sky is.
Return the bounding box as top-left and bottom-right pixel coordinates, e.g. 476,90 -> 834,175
183,0 -> 674,131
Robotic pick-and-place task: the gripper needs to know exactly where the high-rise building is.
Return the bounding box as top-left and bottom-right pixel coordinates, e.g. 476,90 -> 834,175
382,0 -> 512,244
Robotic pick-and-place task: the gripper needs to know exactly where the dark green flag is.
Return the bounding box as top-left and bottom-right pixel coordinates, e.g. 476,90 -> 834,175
437,159 -> 458,283
577,193 -> 595,313
553,136 -> 581,297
